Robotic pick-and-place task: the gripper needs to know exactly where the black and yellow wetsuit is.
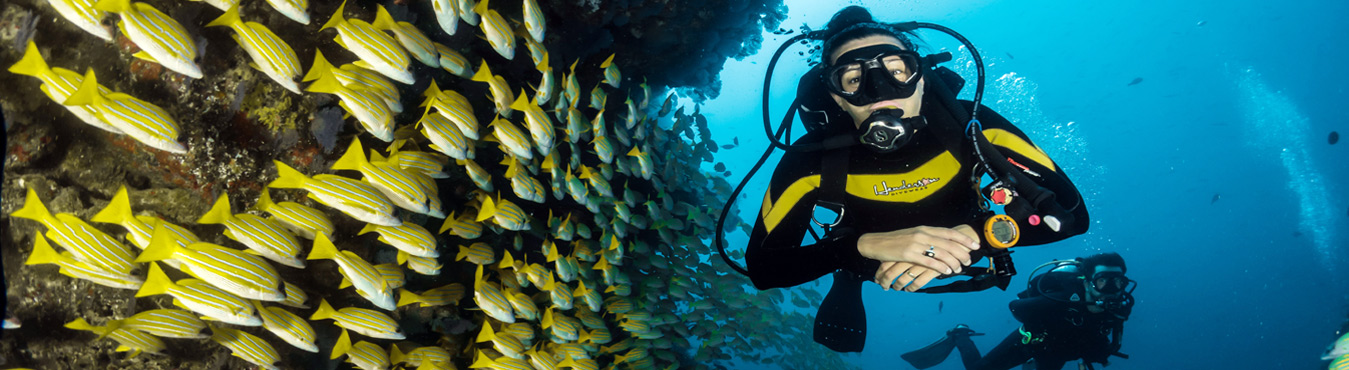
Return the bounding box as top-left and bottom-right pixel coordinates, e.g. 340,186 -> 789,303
744,90 -> 1090,290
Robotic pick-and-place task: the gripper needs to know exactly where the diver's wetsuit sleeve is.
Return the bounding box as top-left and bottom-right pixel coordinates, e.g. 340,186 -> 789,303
744,150 -> 880,290
973,105 -> 1091,244
1008,295 -> 1066,332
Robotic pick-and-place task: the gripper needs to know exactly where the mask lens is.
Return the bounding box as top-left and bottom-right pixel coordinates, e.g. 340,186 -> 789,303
1093,274 -> 1126,294
824,47 -> 921,98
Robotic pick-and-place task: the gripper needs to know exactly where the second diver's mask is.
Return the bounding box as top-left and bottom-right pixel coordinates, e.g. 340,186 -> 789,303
1087,268 -> 1135,311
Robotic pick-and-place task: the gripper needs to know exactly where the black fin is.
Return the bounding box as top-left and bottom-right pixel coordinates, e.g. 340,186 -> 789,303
813,270 -> 866,352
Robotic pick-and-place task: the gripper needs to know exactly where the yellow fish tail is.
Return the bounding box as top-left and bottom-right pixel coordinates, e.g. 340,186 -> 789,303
91,186 -> 135,225
330,328 -> 351,360
204,5 -> 242,29
307,233 -> 338,261
310,299 -> 336,321
304,67 -> 343,95
396,288 -> 422,307
372,5 -> 397,31
268,160 -> 309,189
11,188 -> 55,225
136,223 -> 182,263
196,194 -> 233,225
135,262 -> 175,298
8,41 -> 51,79
470,60 -> 492,83
303,50 -> 333,83
331,139 -> 369,171
320,0 -> 347,31
64,318 -> 97,332
61,69 -> 105,107
25,235 -> 62,265
357,223 -> 377,235
252,189 -> 276,212
475,196 -> 496,222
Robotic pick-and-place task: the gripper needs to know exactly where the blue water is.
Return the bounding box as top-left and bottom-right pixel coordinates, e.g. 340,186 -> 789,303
703,0 -> 1349,368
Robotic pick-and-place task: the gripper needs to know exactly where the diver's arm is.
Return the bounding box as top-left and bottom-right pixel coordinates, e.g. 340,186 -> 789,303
973,105 -> 1091,244
744,159 -> 879,290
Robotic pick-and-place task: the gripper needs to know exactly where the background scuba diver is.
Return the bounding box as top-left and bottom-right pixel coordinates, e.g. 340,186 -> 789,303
741,6 -> 1091,352
902,252 -> 1135,370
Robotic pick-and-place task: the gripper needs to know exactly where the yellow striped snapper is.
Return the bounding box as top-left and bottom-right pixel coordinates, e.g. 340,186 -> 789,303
542,308 -> 579,342
369,263 -> 404,290
251,188 -> 333,240
564,107 -> 588,143
393,345 -> 453,368
96,0 -> 202,78
510,90 -> 556,157
373,5 -> 439,68
488,116 -> 533,161
253,301 -> 318,352
522,0 -> 546,42
525,347 -> 560,370
563,61 -> 581,106
563,167 -> 588,204
136,263 -> 261,326
478,321 -> 527,359
306,66 -> 395,141
504,322 -> 536,344
551,343 -> 592,361
590,107 -> 609,139
555,357 -> 598,370
577,166 -> 613,198
105,309 -> 209,339
422,80 -> 481,140
507,291 -> 539,321
431,0 -> 460,35
398,282 -> 464,307
440,210 -> 484,239
574,309 -> 605,330
306,50 -> 403,113
600,53 -> 621,88
61,69 -> 186,153
476,194 -> 531,231
458,158 -> 495,192
535,53 -> 557,107
504,158 -> 546,204
571,239 -> 596,262
603,296 -> 634,314
381,142 -> 450,178
360,222 -> 438,257
592,135 -> 616,164
473,0 -> 515,60
457,242 -> 496,265
435,42 -> 474,78
472,61 -> 517,115
65,318 -> 165,357
197,193 -> 304,268
8,41 -> 117,132
541,275 -> 573,310
136,230 -> 286,302
332,329 -> 390,370
398,250 -> 442,275
211,326 -> 281,370
26,235 -> 143,289
48,0 -> 112,40
604,282 -> 630,297
455,0 -> 479,26
474,265 -> 516,323
263,0 -> 309,24
556,253 -> 580,284
419,112 -> 474,161
309,234 -> 396,310
13,188 -> 138,275
312,299 -> 406,339
90,187 -> 194,265
580,326 -> 612,345
524,33 -> 547,67
521,262 -> 549,288
269,160 -> 400,227
321,0 -> 413,84
470,349 -> 534,370
624,97 -> 643,130
575,279 -> 601,312
206,6 -> 303,94
588,84 -> 607,111
272,282 -> 307,309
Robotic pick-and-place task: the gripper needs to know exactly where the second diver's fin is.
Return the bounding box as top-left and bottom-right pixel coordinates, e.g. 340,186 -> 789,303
813,270 -> 867,352
901,335 -> 958,369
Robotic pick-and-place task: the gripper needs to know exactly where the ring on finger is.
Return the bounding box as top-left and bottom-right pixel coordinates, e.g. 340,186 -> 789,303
907,271 -> 920,278
923,245 -> 937,258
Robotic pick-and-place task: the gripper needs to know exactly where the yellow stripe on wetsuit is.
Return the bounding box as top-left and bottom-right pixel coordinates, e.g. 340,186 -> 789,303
982,128 -> 1056,172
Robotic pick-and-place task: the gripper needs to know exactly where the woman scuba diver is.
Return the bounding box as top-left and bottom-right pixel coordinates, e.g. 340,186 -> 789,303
718,6 -> 1091,352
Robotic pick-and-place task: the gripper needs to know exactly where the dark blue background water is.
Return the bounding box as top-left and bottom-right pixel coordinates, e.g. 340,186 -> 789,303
702,0 -> 1349,368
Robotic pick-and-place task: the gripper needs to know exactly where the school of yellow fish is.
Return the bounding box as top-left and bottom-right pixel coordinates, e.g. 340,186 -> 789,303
8,0 -> 848,368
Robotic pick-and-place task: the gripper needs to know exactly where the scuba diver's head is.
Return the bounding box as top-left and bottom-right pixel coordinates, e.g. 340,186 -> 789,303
818,7 -> 928,153
1077,252 -> 1134,308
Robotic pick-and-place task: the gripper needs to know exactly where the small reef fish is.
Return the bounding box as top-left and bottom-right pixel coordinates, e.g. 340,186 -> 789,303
422,79 -> 481,140
393,345 -> 453,368
333,139 -> 444,217
374,263 -> 406,289
439,211 -> 483,239
306,66 -> 395,141
62,69 -> 186,154
96,0 -> 202,78
510,90 -> 555,157
321,0 -> 413,84
306,50 -> 402,113
211,325 -> 281,370
105,309 -> 210,339
472,61 -> 517,115
534,53 -> 557,106
457,242 -> 496,265
477,321 -> 526,359
601,53 -> 621,88
280,282 -> 309,308
253,301 -> 318,352
26,234 -> 143,290
65,318 -> 165,357
419,107 -> 475,161
268,160 -> 400,227
373,5 -> 439,68
8,41 -> 116,133
49,0 -> 112,40
489,115 -> 534,161
252,188 -> 334,240
359,222 -> 439,258
473,0 -> 515,60
398,283 -> 464,307
398,250 -> 442,275
13,187 -> 138,275
136,228 -> 286,302
380,142 -> 450,178
505,159 -> 547,204
206,6 -> 303,94
311,299 -> 406,340
431,0 -> 459,36
262,0 -> 309,24
474,265 -> 515,323
332,329 -> 391,370
476,193 -> 531,231
136,263 -> 262,327
308,234 -> 396,310
522,0 -> 546,42
197,193 -> 304,268
435,42 -> 474,78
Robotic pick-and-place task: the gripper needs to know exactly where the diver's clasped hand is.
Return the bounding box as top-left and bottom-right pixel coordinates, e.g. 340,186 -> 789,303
859,225 -> 980,291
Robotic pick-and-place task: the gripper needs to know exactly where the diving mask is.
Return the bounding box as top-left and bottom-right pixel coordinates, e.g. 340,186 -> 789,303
858,109 -> 926,153
1090,271 -> 1130,295
823,44 -> 924,107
